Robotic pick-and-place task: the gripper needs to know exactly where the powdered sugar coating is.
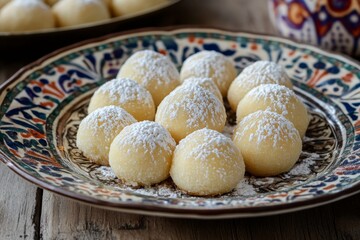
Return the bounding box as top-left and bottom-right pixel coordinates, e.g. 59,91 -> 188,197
155,83 -> 226,142
233,110 -> 302,176
235,110 -> 300,147
76,106 -> 136,165
242,60 -> 291,85
171,128 -> 245,196
119,50 -> 179,85
238,84 -> 296,118
227,61 -> 293,111
109,121 -> 176,186
112,121 -> 176,158
117,50 -> 180,106
179,128 -> 239,163
88,78 -> 155,121
180,51 -> 237,96
181,77 -> 223,102
236,84 -> 309,137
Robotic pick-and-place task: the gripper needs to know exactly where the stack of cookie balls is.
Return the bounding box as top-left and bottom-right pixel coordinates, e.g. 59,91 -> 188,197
76,49 -> 310,196
0,0 -> 166,32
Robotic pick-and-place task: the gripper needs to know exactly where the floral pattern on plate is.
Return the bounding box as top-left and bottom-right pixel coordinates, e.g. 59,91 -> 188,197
0,28 -> 360,218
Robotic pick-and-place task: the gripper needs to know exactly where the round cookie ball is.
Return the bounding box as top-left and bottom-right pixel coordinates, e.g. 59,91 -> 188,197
0,0 -> 55,32
52,0 -> 110,28
109,121 -> 176,186
171,128 -> 245,196
233,111 -> 302,177
236,84 -> 309,138
111,0 -> 165,17
76,106 -> 136,166
180,51 -> 237,97
155,84 -> 226,142
117,50 -> 180,106
88,78 -> 155,121
182,77 -> 223,103
227,60 -> 293,111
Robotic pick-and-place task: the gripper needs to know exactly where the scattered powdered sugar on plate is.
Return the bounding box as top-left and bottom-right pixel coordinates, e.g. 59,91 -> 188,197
233,178 -> 257,196
98,166 -> 116,178
288,152 -> 319,176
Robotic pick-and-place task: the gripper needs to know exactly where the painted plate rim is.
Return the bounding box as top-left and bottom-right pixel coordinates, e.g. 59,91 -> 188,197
1,26 -> 360,219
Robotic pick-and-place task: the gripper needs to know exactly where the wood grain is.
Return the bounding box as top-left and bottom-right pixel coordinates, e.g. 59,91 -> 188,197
0,0 -> 359,239
38,192 -> 360,240
0,165 -> 40,240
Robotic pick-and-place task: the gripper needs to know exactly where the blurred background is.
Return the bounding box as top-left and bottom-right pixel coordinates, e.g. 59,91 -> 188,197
1,0 -> 360,70
0,0 -> 275,61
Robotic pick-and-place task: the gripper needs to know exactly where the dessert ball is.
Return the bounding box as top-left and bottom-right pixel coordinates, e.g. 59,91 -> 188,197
76,106 -> 136,166
233,111 -> 302,177
170,129 -> 245,196
227,60 -> 293,111
111,0 -> 165,17
53,0 -> 110,28
109,121 -> 176,186
88,78 -> 155,121
236,84 -> 309,138
182,77 -> 223,103
0,0 -> 55,32
180,51 -> 237,96
155,84 -> 226,142
117,50 -> 180,106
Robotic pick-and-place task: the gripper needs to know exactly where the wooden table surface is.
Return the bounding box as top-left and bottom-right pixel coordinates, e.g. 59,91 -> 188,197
1,0 -> 360,239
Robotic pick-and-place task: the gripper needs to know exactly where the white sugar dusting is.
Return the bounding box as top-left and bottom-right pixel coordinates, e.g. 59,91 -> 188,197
182,77 -> 222,100
96,78 -> 153,107
242,60 -> 289,84
122,50 -> 179,86
244,84 -> 297,116
98,166 -> 116,178
182,129 -> 237,162
234,179 -> 257,196
159,84 -> 225,128
289,153 -> 319,175
181,51 -> 233,89
82,106 -> 136,139
114,121 -> 176,158
236,111 -> 300,147
175,129 -> 243,183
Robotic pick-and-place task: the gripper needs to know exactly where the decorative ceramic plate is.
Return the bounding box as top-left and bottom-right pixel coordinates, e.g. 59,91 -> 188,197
1,28 -> 360,219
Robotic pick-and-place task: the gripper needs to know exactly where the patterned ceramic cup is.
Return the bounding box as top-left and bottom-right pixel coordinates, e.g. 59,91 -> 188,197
268,0 -> 360,56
